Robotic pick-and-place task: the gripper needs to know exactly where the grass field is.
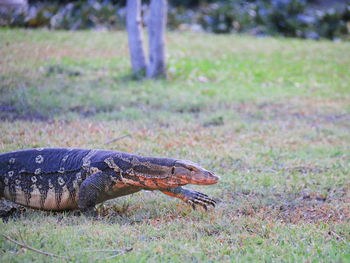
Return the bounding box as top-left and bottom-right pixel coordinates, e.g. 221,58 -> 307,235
0,29 -> 350,262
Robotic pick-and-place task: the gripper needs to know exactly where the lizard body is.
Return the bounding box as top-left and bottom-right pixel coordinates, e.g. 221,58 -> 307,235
0,148 -> 219,212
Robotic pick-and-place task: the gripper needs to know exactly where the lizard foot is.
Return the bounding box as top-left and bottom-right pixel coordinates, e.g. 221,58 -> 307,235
186,191 -> 216,211
161,187 -> 217,211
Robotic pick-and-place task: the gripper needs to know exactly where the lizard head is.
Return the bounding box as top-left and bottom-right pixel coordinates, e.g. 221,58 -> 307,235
113,155 -> 219,189
172,160 -> 219,185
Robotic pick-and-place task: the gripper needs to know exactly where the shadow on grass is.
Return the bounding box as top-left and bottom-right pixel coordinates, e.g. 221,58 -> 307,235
0,105 -> 49,122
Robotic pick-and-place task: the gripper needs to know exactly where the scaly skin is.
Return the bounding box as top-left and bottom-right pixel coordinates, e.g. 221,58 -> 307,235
0,148 -> 219,212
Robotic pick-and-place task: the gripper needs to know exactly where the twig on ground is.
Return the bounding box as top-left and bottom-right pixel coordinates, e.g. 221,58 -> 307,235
1,234 -> 67,259
105,247 -> 133,259
85,248 -> 133,253
80,247 -> 133,259
104,134 -> 131,145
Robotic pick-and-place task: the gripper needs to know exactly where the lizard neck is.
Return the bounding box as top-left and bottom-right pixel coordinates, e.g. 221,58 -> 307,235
103,153 -> 180,189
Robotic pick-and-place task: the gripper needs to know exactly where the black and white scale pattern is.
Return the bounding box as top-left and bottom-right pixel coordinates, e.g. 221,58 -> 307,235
0,148 -> 95,209
0,148 -> 156,209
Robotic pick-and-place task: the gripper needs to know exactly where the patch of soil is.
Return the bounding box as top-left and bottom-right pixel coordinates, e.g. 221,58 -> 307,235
231,188 -> 350,224
234,101 -> 350,128
0,103 -> 118,121
46,65 -> 81,77
0,105 -> 49,122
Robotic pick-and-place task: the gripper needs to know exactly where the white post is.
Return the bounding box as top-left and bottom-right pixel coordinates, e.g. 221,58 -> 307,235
146,0 -> 167,78
126,0 -> 147,76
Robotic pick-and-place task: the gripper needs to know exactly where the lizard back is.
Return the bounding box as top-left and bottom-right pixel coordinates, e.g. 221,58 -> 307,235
0,148 -> 93,210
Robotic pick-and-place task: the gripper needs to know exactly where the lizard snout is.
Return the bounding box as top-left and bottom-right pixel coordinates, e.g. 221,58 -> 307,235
189,170 -> 219,185
173,159 -> 219,186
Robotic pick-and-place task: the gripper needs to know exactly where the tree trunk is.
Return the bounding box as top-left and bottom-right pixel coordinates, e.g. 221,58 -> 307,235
146,0 -> 167,78
126,0 -> 147,76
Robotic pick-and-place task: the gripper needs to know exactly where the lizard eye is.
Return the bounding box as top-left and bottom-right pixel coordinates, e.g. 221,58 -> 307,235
188,167 -> 194,172
171,167 -> 175,174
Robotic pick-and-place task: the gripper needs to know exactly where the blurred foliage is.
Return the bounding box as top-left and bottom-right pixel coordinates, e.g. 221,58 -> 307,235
252,0 -> 350,39
0,0 -> 125,30
169,0 -> 350,39
0,0 -> 349,39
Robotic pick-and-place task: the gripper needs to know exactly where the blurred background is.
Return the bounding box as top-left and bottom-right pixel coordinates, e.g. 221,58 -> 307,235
1,0 -> 349,40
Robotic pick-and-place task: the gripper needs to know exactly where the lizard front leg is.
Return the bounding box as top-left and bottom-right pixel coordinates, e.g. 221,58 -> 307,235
161,187 -> 216,210
78,171 -> 112,215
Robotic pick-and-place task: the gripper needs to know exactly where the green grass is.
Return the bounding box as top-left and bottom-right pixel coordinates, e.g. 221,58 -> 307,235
0,29 -> 350,262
